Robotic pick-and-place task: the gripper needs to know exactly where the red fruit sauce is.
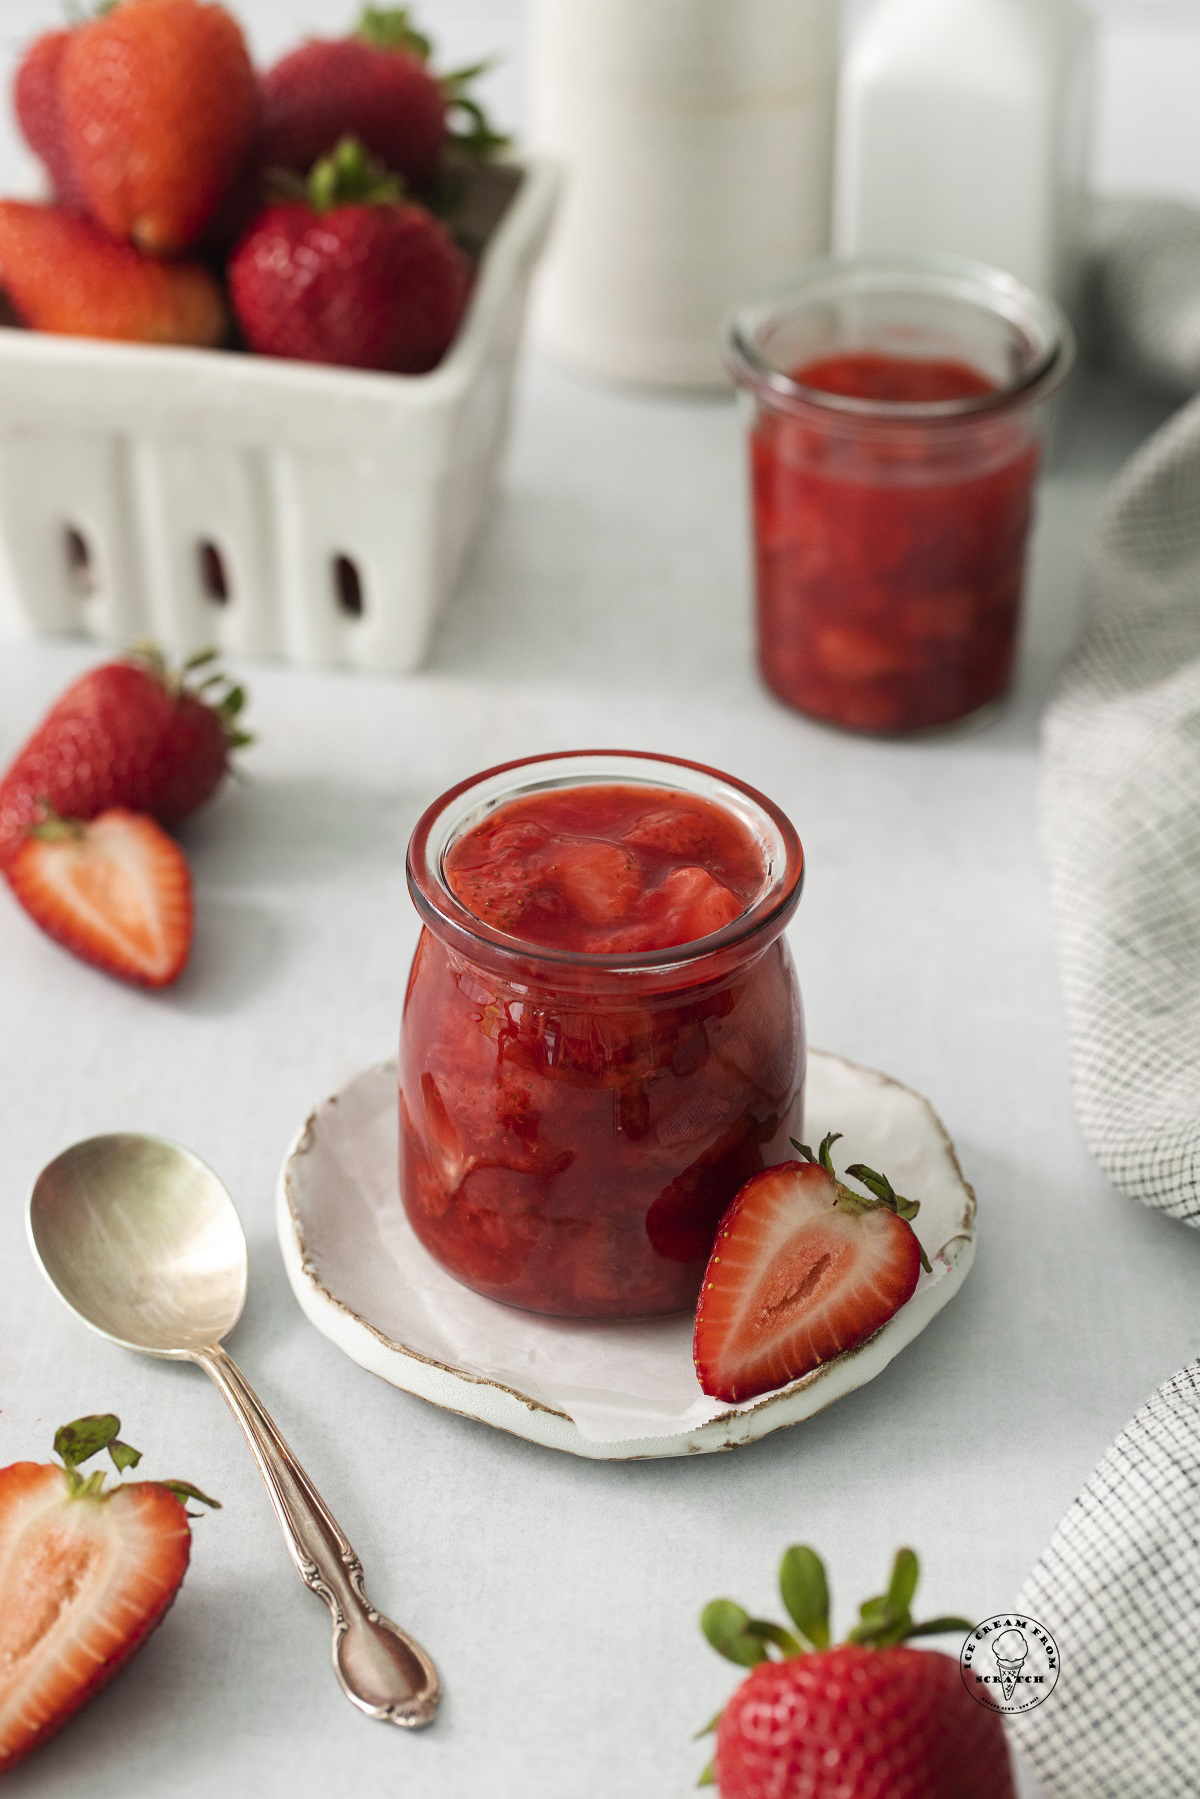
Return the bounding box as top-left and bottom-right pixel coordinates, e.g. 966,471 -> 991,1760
752,351 -> 1040,733
400,779 -> 805,1318
442,784 -> 766,955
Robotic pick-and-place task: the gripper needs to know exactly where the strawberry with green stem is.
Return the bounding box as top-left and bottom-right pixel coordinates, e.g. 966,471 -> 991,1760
693,1132 -> 932,1403
0,1413 -> 218,1770
229,135 -> 470,374
0,643 -> 250,869
698,1545 -> 1014,1798
260,6 -> 508,195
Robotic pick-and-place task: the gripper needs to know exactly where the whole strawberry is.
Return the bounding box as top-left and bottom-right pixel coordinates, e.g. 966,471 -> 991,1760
13,30 -> 88,210
229,136 -> 470,374
0,202 -> 227,346
0,645 -> 249,869
262,8 -> 447,189
0,1414 -> 217,1770
699,1547 -> 1014,1799
59,0 -> 259,253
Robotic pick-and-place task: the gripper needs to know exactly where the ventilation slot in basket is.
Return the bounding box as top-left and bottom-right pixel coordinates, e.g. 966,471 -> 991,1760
333,554 -> 364,619
198,540 -> 230,604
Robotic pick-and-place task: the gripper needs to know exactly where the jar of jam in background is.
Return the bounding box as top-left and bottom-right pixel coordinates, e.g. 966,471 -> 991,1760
728,254 -> 1073,734
401,751 -> 805,1320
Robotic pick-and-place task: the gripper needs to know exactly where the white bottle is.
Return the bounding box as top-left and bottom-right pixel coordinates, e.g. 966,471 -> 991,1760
530,0 -> 838,389
833,0 -> 1094,311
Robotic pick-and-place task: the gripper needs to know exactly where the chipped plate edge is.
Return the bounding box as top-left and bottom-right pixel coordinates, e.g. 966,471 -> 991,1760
275,1050 -> 976,1461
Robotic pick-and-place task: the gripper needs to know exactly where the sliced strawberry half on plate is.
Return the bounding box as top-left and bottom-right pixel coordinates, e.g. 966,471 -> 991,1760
0,1413 -> 218,1771
693,1133 -> 932,1403
7,807 -> 193,987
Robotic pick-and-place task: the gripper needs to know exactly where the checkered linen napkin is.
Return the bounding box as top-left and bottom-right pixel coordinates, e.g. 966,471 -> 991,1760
1039,391 -> 1200,1222
1008,1361 -> 1200,1795
1014,396 -> 1200,1793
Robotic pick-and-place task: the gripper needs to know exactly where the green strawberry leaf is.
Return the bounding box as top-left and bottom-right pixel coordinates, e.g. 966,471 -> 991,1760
700,1600 -> 768,1668
107,1438 -> 142,1474
745,1619 -> 805,1658
779,1545 -> 830,1649
55,1414 -> 122,1470
887,1548 -> 920,1616
308,137 -> 404,213
816,1131 -> 842,1174
355,5 -> 433,58
161,1480 -> 221,1513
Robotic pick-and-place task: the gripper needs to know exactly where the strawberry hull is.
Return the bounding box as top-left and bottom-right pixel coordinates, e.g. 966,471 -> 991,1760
401,751 -> 806,1319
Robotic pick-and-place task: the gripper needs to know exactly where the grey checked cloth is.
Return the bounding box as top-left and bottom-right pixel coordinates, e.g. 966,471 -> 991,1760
1009,1362 -> 1200,1796
1039,392 -> 1200,1222
1011,392 -> 1200,1793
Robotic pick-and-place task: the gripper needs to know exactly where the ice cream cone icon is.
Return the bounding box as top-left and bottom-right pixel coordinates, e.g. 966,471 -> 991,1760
992,1628 -> 1029,1702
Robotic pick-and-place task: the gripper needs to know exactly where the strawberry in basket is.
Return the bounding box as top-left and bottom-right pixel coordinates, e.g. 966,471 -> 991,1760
261,6 -> 507,190
0,202 -> 227,346
698,1545 -> 1013,1798
0,1414 -> 217,1770
229,135 -> 470,374
12,29 -> 88,211
16,0 -> 259,256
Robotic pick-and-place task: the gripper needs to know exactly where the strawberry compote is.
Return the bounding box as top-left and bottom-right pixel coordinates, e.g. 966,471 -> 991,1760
728,257 -> 1073,734
401,752 -> 805,1319
751,351 -> 1038,733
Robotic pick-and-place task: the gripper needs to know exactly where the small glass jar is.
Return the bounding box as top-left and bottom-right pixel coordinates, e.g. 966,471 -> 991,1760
728,254 -> 1074,734
401,750 -> 805,1320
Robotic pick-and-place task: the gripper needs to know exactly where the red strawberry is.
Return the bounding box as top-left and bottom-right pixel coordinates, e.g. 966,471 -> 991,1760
59,0 -> 259,254
700,1546 -> 1013,1799
8,809 -> 194,988
0,202 -> 227,347
262,12 -> 446,189
0,646 -> 249,869
13,30 -> 88,210
259,7 -> 507,190
229,136 -> 470,374
693,1134 -> 930,1402
0,1414 -> 217,1771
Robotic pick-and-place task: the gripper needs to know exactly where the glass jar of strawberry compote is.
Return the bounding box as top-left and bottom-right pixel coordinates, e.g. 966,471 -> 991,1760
728,255 -> 1073,734
401,751 -> 805,1319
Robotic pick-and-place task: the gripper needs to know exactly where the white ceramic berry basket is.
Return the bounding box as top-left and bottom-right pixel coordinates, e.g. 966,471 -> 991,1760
0,156 -> 559,673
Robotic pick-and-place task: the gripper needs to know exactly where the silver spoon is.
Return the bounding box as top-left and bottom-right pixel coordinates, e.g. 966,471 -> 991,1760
27,1131 -> 440,1731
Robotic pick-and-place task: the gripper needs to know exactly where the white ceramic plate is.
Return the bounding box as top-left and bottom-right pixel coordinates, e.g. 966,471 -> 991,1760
276,1051 -> 975,1461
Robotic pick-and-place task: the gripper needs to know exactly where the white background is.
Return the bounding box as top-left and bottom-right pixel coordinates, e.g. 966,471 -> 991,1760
0,4 -> 1197,1797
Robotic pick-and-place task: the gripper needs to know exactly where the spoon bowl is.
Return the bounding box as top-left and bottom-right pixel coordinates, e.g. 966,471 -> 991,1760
29,1133 -> 247,1356
28,1130 -> 440,1730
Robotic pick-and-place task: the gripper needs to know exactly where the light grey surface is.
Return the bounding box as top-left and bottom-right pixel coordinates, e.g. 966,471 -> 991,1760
1,1 -> 1198,1792
0,349 -> 1193,1799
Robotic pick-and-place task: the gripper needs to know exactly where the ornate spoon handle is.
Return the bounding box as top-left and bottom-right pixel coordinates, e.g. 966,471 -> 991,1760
193,1342 -> 440,1728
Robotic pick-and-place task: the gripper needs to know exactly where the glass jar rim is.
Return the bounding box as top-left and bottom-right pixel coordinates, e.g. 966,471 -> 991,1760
726,251 -> 1074,423
406,749 -> 805,977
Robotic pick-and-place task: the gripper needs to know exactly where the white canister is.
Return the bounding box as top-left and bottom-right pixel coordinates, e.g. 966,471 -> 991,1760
529,0 -> 838,389
833,0 -> 1094,314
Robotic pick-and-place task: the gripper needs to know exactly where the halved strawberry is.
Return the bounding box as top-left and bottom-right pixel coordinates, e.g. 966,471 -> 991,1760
0,1414 -> 217,1771
7,808 -> 193,988
693,1134 -> 931,1402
